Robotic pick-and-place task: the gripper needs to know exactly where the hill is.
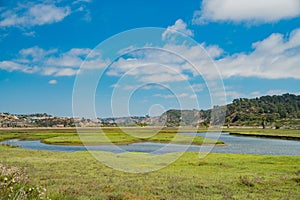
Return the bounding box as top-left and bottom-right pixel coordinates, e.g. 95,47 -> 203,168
1,94 -> 299,128
161,93 -> 300,128
225,93 -> 300,127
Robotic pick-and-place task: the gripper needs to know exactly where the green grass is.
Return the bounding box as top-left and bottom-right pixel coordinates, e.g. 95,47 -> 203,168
224,128 -> 300,139
0,128 -> 77,142
0,128 -> 223,146
0,145 -> 299,199
0,128 -> 299,199
1,127 -> 299,146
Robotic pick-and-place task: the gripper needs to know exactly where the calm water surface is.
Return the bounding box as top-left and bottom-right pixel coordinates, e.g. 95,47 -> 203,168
1,132 -> 299,156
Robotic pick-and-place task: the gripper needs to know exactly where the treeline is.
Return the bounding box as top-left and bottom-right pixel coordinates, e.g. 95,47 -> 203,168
2,94 -> 299,128
34,117 -> 75,127
226,93 -> 300,126
161,93 -> 300,127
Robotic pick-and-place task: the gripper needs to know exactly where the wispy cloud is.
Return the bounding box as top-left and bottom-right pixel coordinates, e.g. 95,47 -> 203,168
22,31 -> 36,37
139,73 -> 189,83
0,61 -> 38,74
1,19 -> 300,82
190,84 -> 204,92
250,91 -> 261,97
107,50 -> 190,83
193,0 -> 300,24
106,26 -> 300,87
48,79 -> 58,85
73,0 -> 92,4
154,93 -> 190,99
155,93 -> 194,99
111,83 -> 168,91
0,0 -> 93,28
266,90 -> 288,96
73,0 -> 92,22
0,3 -> 71,28
0,46 -> 108,77
221,89 -> 291,104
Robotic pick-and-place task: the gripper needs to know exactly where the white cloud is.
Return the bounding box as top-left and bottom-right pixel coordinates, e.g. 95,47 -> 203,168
102,28 -> 300,82
46,48 -> 91,68
110,83 -> 119,88
162,19 -> 194,40
106,42 -> 224,84
154,93 -> 189,99
81,9 -> 91,22
250,91 -> 261,97
139,73 -> 189,83
117,45 -> 136,55
190,94 -> 197,99
28,4 -> 71,26
0,61 -> 38,74
48,79 -> 58,85
190,84 -> 204,92
194,0 -> 300,24
107,51 -> 190,83
73,0 -> 92,22
217,28 -> 300,79
0,46 -> 108,77
2,27 -> 300,82
142,84 -> 167,90
22,31 -> 36,37
112,83 -> 168,91
266,90 -> 287,96
54,68 -> 78,76
19,46 -> 58,63
225,90 -> 244,100
0,3 -> 71,27
161,43 -> 224,79
73,0 -> 92,4
221,89 -> 292,104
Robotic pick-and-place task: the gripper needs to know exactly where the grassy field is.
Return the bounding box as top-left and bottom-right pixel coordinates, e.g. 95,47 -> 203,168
0,144 -> 299,199
0,128 -> 300,199
0,127 -> 223,146
223,128 -> 300,140
0,128 -> 299,199
1,127 -> 299,145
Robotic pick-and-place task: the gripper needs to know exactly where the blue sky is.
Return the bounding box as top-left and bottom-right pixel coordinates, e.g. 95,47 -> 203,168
0,0 -> 300,117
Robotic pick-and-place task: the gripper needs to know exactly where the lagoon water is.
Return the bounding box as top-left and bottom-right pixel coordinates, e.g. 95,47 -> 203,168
193,132 -> 300,156
1,132 -> 299,156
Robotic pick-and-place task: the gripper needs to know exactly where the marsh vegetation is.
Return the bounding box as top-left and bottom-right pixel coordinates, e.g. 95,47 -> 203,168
0,128 -> 299,199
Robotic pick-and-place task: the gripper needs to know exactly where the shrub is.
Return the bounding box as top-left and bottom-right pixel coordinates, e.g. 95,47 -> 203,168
239,176 -> 255,187
0,164 -> 49,200
239,175 -> 263,187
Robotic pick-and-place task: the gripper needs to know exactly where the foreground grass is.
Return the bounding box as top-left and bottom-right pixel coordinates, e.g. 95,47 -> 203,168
224,128 -> 300,140
0,145 -> 299,199
0,164 -> 48,199
0,128 -> 223,146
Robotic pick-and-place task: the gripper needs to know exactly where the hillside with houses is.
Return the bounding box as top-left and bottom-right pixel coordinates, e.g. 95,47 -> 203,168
1,94 -> 299,129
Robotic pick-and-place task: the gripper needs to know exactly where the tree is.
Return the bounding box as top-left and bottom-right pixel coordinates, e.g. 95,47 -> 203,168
262,116 -> 266,129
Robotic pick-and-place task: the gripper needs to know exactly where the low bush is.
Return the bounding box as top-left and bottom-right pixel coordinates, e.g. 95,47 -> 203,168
0,164 -> 49,200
